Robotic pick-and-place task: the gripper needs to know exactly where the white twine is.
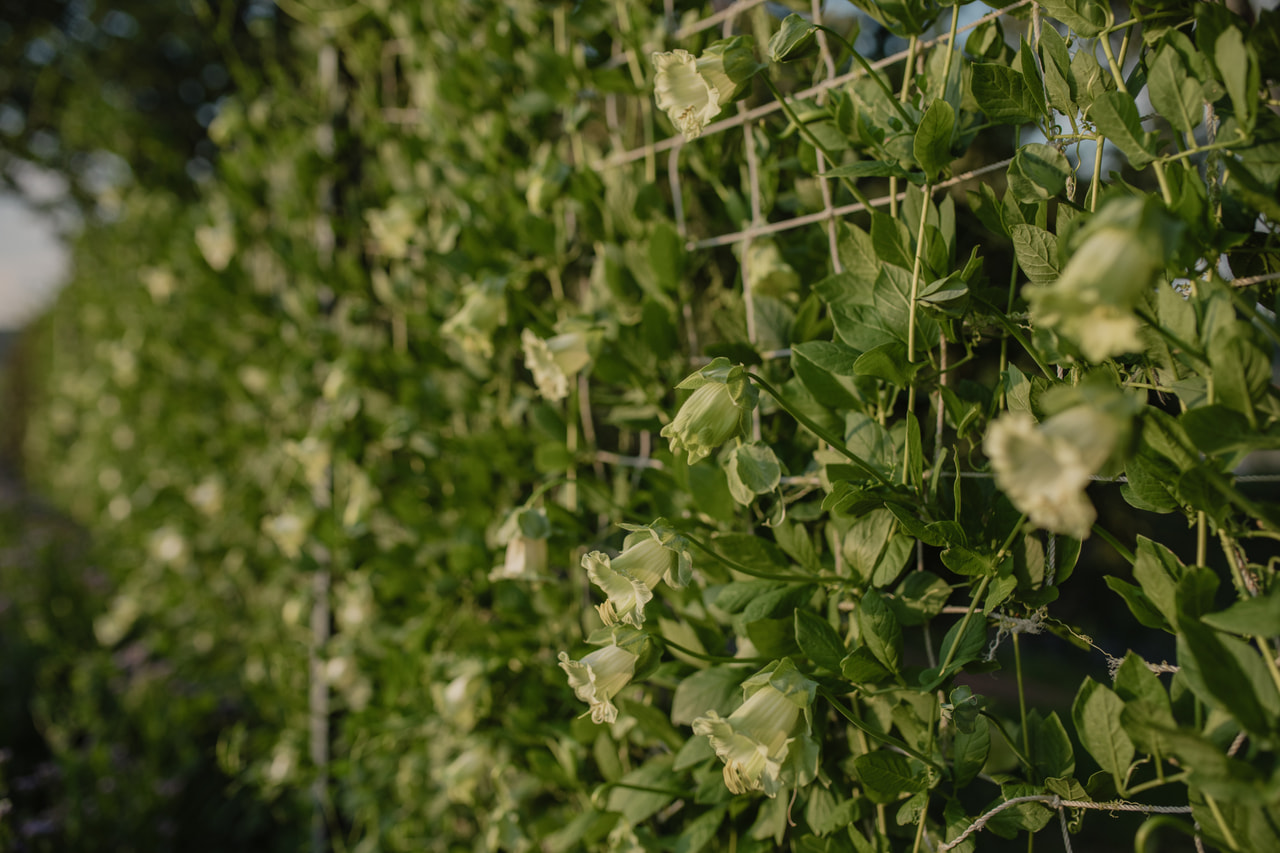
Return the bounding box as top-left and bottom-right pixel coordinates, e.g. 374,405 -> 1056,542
938,796 -> 1193,852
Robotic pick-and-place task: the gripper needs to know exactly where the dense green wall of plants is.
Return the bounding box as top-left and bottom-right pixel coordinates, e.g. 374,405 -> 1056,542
10,0 -> 1280,851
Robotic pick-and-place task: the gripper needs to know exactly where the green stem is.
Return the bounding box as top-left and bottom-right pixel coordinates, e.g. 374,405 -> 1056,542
815,25 -> 914,126
760,76 -> 873,209
1153,161 -> 1174,206
904,183 -> 934,483
824,690 -> 945,772
1014,632 -> 1031,772
682,531 -> 853,585
972,298 -> 1055,381
661,636 -> 769,665
980,710 -> 1035,771
937,575 -> 991,676
1126,770 -> 1190,796
1092,524 -> 1136,565
1099,31 -> 1128,96
746,371 -> 890,485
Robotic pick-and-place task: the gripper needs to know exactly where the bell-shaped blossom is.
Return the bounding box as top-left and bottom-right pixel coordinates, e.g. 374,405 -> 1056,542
558,641 -> 639,724
490,507 -> 551,581
692,658 -> 817,797
661,358 -> 758,463
985,405 -> 1118,540
521,327 -> 597,401
653,49 -> 722,140
442,283 -> 506,359
584,521 -> 692,626
653,39 -> 760,140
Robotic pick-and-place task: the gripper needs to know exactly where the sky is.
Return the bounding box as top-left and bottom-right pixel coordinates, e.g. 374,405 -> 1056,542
0,193 -> 67,330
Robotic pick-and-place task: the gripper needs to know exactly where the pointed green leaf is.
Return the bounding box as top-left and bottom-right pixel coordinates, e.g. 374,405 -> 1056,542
1071,679 -> 1134,782
1010,223 -> 1059,285
1089,90 -> 1157,167
795,608 -> 848,672
1007,143 -> 1071,203
914,98 -> 956,178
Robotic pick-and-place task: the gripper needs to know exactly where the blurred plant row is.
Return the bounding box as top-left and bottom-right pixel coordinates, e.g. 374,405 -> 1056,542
4,0 -> 1280,851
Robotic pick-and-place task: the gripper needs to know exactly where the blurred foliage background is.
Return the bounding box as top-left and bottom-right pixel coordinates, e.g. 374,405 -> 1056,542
1,0 -> 1278,851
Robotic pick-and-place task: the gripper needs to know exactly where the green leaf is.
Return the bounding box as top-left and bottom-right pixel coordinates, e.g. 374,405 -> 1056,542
1202,587 -> 1280,638
1132,536 -> 1185,627
671,666 -> 746,725
952,715 -> 990,788
725,442 -> 782,505
1089,91 -> 1157,168
1148,44 -> 1203,135
913,98 -> 955,178
674,807 -> 727,853
1038,0 -> 1106,36
854,751 -> 927,801
1105,576 -> 1173,632
972,63 -> 1041,123
1182,405 -> 1280,455
791,341 -> 864,411
1027,710 -> 1075,779
607,754 -> 676,823
856,590 -> 903,673
1071,679 -> 1134,782
1006,143 -> 1071,203
1216,27 -> 1257,133
889,571 -> 952,626
853,341 -> 924,387
1039,26 -> 1076,112
1177,618 -> 1280,738
841,646 -> 893,683
935,612 -> 988,677
1207,320 -> 1272,427
1113,652 -> 1174,725
795,608 -> 848,672
649,220 -> 684,293
1010,224 -> 1060,285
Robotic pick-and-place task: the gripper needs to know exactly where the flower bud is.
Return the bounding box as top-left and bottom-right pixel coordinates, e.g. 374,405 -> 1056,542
769,14 -> 819,62
661,358 -> 758,463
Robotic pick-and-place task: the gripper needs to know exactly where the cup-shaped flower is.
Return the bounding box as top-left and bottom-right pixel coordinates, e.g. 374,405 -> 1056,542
583,549 -> 656,627
692,658 -> 816,797
558,640 -> 639,724
490,507 -> 551,581
985,404 -> 1119,540
653,40 -> 759,142
521,327 -> 597,401
442,283 -> 506,359
661,358 -> 758,464
653,49 -> 720,141
1025,196 -> 1180,362
616,519 -> 694,587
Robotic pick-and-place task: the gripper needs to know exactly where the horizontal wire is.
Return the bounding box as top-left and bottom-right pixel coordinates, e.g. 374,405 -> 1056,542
594,0 -> 1032,169
687,157 -> 1013,249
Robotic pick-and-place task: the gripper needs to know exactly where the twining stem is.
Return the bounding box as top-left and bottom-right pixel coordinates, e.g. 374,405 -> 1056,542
1013,632 -> 1031,770
912,794 -> 930,853
1125,770 -> 1190,796
824,689 -> 945,771
980,710 -> 1035,771
941,5 -> 960,98
747,371 -> 890,485
1088,136 -> 1105,212
904,183 -> 934,483
682,530 -> 854,585
1092,524 -> 1136,565
813,25 -> 914,127
1204,793 -> 1241,851
937,575 -> 991,676
660,636 -> 769,665
972,298 -> 1055,381
759,76 -> 874,210
1099,29 -> 1128,96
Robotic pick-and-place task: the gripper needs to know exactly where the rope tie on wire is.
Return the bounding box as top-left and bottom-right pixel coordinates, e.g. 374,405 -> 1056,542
984,608 -> 1045,661
938,795 -> 1193,852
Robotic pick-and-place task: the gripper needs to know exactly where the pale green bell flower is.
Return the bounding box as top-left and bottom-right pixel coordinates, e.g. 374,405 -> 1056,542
653,39 -> 760,141
558,641 -> 640,724
661,358 -> 758,463
984,404 -> 1119,540
692,658 -> 817,797
442,283 -> 506,359
521,327 -> 597,401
